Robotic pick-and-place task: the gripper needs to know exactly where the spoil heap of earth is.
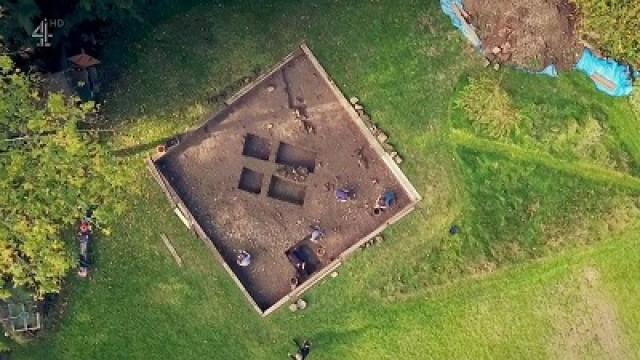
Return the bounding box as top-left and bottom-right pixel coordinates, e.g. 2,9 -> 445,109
464,0 -> 582,71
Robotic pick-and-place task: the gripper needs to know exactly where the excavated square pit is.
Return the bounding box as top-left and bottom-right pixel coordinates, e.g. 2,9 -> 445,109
148,44 -> 420,315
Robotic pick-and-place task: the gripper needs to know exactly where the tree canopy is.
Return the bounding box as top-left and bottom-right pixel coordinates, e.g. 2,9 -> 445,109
0,54 -> 126,298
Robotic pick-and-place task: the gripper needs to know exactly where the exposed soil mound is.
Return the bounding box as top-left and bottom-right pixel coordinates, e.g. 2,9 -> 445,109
464,0 -> 582,71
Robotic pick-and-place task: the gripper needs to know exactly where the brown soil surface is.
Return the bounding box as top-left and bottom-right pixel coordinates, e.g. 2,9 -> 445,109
464,0 -> 582,71
156,50 -> 414,311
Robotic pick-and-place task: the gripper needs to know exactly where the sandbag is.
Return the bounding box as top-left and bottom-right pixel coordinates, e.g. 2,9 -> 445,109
575,48 -> 634,97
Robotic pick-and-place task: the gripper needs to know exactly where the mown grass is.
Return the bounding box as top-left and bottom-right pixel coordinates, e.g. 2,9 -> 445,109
455,147 -> 638,262
13,182 -> 640,359
11,0 -> 640,358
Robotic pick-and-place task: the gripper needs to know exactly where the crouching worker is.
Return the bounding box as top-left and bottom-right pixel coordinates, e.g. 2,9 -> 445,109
236,250 -> 252,267
289,340 -> 311,360
373,190 -> 396,216
335,187 -> 355,203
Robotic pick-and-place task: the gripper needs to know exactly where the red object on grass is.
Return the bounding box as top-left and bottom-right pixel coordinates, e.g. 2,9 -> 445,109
79,222 -> 90,233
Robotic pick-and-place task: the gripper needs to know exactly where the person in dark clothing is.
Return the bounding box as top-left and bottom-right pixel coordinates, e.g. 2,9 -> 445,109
378,190 -> 396,209
289,340 -> 311,360
373,190 -> 397,216
309,227 -> 325,244
335,188 -> 354,202
236,250 -> 252,267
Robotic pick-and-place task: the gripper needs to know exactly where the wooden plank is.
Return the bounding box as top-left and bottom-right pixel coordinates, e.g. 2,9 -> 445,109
342,204 -> 418,259
160,233 -> 183,267
591,73 -> 617,91
262,260 -> 342,317
146,158 -> 176,204
173,207 -> 191,229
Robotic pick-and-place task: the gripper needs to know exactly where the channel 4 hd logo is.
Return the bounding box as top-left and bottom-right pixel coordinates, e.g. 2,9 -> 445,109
32,18 -> 65,47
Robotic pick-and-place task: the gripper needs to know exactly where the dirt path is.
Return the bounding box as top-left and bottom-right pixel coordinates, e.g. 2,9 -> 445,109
549,267 -> 631,359
464,0 -> 582,71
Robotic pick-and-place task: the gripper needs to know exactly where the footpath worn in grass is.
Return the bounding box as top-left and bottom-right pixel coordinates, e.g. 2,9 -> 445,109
12,0 -> 640,358
451,130 -> 640,191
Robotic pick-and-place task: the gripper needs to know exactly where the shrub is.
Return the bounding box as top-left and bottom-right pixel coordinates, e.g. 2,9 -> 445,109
549,117 -> 616,168
455,76 -> 523,138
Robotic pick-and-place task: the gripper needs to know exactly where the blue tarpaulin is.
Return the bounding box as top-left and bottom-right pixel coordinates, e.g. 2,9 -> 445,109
440,0 -> 465,30
538,64 -> 558,77
440,0 -> 482,49
575,48 -> 634,97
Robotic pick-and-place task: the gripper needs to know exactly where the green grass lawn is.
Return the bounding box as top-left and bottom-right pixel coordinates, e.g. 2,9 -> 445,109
12,189 -> 640,359
12,0 -> 640,358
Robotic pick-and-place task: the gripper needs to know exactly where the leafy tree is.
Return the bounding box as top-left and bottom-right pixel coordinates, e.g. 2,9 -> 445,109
0,54 -> 126,298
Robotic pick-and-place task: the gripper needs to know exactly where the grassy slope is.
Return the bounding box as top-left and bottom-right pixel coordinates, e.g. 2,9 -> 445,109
451,130 -> 640,191
12,0 -> 640,358
607,107 -> 640,167
450,70 -> 640,175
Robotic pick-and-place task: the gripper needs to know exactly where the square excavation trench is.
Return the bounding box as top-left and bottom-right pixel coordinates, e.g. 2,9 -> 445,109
238,168 -> 264,194
149,44 -> 420,316
275,142 -> 316,172
243,133 -> 272,161
268,176 -> 306,205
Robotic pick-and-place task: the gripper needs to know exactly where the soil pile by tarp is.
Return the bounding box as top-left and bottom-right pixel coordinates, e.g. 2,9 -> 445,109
464,0 -> 582,71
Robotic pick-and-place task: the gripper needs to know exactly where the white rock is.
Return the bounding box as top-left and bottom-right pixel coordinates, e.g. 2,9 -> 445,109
296,299 -> 307,310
